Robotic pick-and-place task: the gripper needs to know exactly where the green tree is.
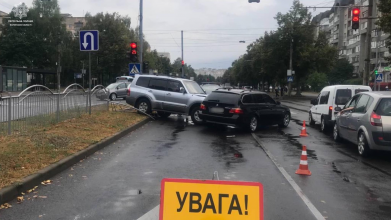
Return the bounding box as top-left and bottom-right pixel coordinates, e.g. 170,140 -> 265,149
307,72 -> 328,92
378,0 -> 391,61
327,58 -> 354,84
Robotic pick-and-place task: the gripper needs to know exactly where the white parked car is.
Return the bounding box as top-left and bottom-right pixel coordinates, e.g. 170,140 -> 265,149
309,85 -> 372,132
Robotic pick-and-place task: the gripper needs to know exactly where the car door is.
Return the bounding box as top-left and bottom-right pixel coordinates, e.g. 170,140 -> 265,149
316,91 -> 330,122
147,78 -> 168,110
164,80 -> 188,113
117,83 -> 127,97
349,95 -> 373,144
252,94 -> 271,125
240,94 -> 255,121
262,94 -> 282,124
310,94 -> 320,122
339,95 -> 361,141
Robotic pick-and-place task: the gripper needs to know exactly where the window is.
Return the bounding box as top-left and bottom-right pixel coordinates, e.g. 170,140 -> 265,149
262,94 -> 276,104
183,81 -> 205,94
346,95 -> 360,108
205,92 -> 240,105
148,79 -> 167,91
376,98 -> 391,116
335,89 -> 352,105
242,95 -> 253,104
366,97 -> 374,112
354,95 -> 370,113
355,89 -> 369,94
253,94 -> 265,104
117,83 -> 126,89
319,91 -> 330,105
136,77 -> 150,87
167,80 -> 183,93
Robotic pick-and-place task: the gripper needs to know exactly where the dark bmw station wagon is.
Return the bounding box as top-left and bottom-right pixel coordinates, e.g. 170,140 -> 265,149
199,89 -> 291,132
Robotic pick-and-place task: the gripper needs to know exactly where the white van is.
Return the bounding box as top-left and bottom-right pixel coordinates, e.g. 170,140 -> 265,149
309,85 -> 372,132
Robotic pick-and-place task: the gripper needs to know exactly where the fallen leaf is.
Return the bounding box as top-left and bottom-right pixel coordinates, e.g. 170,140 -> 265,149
39,215 -> 43,217
38,196 -> 47,199
82,176 -> 87,178
17,196 -> 24,203
69,174 -> 73,177
21,192 -> 25,195
0,203 -> 12,209
33,195 -> 38,198
321,200 -> 326,204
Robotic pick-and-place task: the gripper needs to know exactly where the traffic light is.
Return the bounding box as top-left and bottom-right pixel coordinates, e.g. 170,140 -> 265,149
181,60 -> 184,66
129,42 -> 138,62
143,62 -> 149,73
375,69 -> 378,75
352,8 -> 360,30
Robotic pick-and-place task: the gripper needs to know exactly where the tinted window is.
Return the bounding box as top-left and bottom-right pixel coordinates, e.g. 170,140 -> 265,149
376,98 -> 391,116
242,95 -> 253,104
167,80 -> 183,93
335,89 -> 352,105
355,89 -> 369,94
149,79 -> 167,91
319,91 -> 330,104
136,77 -> 150,87
346,95 -> 360,108
205,92 -> 241,105
354,95 -> 370,113
253,94 -> 265,104
262,94 -> 276,104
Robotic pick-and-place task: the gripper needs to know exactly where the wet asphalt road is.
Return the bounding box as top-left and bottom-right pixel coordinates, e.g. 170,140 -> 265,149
1,99 -> 391,220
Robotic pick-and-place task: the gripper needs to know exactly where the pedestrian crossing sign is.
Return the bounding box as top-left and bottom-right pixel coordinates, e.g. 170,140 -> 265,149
287,76 -> 294,82
376,73 -> 383,82
129,63 -> 141,76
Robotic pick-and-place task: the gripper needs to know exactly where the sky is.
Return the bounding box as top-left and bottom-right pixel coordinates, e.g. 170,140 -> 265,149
0,0 -> 332,69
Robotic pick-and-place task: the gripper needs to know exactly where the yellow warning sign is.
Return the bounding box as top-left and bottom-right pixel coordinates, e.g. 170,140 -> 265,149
159,178 -> 263,220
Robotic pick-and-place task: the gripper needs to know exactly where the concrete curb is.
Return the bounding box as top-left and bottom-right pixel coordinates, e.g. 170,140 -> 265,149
0,117 -> 151,204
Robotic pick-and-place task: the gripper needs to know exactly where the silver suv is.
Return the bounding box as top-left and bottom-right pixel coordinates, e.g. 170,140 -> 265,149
126,75 -> 207,124
334,91 -> 391,156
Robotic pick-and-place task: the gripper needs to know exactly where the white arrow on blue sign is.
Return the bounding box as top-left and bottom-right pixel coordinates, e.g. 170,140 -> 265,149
376,73 -> 383,82
79,30 -> 99,51
129,63 -> 141,76
287,76 -> 294,82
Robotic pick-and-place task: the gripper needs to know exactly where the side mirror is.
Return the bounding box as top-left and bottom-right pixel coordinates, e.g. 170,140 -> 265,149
335,107 -> 342,112
180,87 -> 186,94
276,101 -> 281,105
116,87 -> 119,90
310,99 -> 317,105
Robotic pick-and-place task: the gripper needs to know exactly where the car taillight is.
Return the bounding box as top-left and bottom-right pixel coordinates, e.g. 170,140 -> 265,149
370,112 -> 382,126
200,104 -> 206,110
329,106 -> 333,110
229,108 -> 243,114
127,88 -> 131,96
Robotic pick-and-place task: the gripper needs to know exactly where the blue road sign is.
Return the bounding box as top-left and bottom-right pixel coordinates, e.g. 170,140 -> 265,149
287,76 -> 294,82
79,30 -> 99,51
129,63 -> 141,76
74,73 -> 82,79
376,73 -> 383,82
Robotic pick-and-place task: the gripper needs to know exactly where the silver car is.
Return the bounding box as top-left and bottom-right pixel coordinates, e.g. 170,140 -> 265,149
334,91 -> 391,156
96,82 -> 130,100
126,75 -> 207,124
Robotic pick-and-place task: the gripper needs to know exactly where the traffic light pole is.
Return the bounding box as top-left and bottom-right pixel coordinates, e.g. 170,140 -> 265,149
181,30 -> 184,78
139,0 -> 144,73
374,29 -> 380,91
364,0 -> 373,86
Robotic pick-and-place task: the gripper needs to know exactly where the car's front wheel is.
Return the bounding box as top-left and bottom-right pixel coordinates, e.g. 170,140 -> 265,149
110,93 -> 117,101
333,123 -> 341,142
248,116 -> 258,132
279,113 -> 290,128
136,98 -> 151,114
190,107 -> 204,125
358,132 -> 371,157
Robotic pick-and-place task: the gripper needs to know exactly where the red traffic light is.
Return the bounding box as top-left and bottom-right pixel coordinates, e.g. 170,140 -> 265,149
130,42 -> 137,49
352,16 -> 359,22
353,8 -> 360,15
181,60 -> 184,65
131,50 -> 137,55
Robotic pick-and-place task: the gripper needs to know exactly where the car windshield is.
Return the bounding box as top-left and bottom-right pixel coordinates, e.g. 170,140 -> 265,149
183,81 -> 205,94
376,98 -> 391,116
107,83 -> 120,89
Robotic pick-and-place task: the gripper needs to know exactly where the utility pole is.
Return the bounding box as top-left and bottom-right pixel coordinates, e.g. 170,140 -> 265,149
374,29 -> 381,91
89,52 -> 91,115
181,30 -> 184,78
364,0 -> 373,86
82,61 -> 85,88
288,37 -> 293,96
139,0 -> 144,73
57,44 -> 61,92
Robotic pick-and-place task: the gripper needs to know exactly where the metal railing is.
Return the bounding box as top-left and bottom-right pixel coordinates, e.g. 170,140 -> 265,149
0,84 -> 108,135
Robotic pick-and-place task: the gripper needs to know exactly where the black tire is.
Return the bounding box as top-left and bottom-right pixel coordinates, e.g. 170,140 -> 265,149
109,93 -> 117,101
309,112 -> 315,126
358,132 -> 371,157
157,111 -> 171,118
320,117 -> 329,132
135,98 -> 151,114
278,113 -> 290,128
123,97 -> 126,100
333,123 -> 341,142
248,116 -> 258,132
190,107 -> 204,125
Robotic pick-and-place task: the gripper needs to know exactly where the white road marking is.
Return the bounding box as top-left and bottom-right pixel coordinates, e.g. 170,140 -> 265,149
251,133 -> 325,220
137,205 -> 160,220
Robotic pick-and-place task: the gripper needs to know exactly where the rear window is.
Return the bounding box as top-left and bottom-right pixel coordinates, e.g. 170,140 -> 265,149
206,92 -> 241,105
335,89 -> 352,105
319,91 -> 330,104
136,77 -> 150,87
376,98 -> 391,116
355,89 -> 369,94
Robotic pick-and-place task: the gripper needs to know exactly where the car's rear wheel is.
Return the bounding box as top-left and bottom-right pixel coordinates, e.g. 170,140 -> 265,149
157,111 -> 171,118
190,107 -> 204,125
279,113 -> 290,128
358,132 -> 370,157
136,98 -> 151,114
110,93 -> 117,101
333,123 -> 341,142
309,112 -> 315,126
320,117 -> 328,132
248,116 -> 258,132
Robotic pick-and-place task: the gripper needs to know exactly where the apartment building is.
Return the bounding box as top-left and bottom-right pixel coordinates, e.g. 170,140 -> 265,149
61,13 -> 86,38
0,10 -> 8,36
313,0 -> 390,82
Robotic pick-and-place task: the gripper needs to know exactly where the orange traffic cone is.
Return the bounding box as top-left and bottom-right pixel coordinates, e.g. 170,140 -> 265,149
300,121 -> 308,137
296,146 -> 312,176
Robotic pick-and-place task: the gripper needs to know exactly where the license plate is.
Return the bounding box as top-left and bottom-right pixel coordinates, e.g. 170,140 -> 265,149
210,107 -> 224,114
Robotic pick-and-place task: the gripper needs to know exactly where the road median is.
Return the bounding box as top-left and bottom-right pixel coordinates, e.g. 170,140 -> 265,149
0,110 -> 150,205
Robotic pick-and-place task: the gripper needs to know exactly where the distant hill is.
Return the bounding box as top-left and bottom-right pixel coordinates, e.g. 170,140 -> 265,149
194,68 -> 227,78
